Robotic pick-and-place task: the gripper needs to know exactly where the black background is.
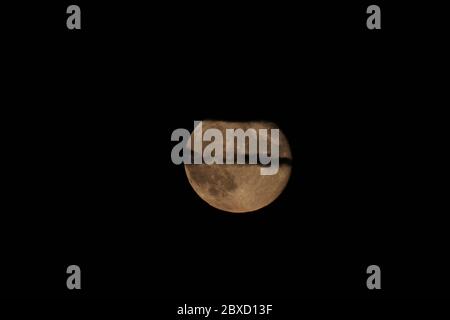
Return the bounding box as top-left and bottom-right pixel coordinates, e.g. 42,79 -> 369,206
2,0 -> 448,306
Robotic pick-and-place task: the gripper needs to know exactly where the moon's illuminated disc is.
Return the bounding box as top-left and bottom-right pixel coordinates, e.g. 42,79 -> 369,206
184,120 -> 292,213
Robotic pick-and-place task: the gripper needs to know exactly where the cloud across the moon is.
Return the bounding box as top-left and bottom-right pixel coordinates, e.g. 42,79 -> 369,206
184,120 -> 292,213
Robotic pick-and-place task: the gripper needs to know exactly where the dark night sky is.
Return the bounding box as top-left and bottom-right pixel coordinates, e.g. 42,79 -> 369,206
1,0 -> 448,302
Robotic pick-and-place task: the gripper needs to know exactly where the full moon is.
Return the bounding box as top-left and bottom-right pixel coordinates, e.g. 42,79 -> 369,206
184,120 -> 292,213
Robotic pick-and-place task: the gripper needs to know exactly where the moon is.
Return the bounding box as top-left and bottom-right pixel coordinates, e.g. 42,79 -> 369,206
184,120 -> 292,213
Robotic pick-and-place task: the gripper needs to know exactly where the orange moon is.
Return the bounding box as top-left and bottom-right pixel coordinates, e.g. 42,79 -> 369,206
184,120 -> 292,213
